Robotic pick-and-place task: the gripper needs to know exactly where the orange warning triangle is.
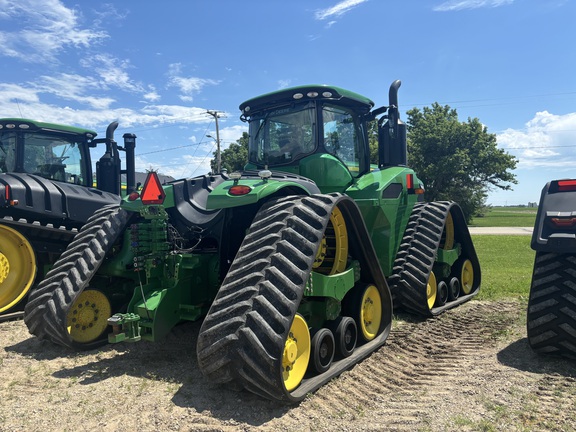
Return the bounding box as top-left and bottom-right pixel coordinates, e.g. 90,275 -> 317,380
141,172 -> 166,204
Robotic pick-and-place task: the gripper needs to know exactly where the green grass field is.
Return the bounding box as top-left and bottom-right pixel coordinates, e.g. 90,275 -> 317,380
470,206 -> 537,227
472,235 -> 534,303
468,207 -> 536,302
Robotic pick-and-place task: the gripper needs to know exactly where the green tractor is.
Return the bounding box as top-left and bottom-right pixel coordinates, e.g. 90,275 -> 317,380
0,118 -> 136,318
24,80 -> 480,402
527,179 -> 576,359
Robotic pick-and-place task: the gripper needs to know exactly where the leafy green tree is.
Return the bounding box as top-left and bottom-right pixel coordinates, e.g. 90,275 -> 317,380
211,132 -> 249,173
406,103 -> 517,222
368,120 -> 379,164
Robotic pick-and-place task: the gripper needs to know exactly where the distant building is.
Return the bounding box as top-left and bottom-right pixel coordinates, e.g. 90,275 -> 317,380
121,172 -> 176,187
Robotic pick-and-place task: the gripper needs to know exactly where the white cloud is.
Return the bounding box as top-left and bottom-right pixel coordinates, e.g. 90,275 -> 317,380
81,54 -> 145,94
31,73 -> 115,110
315,0 -> 368,21
139,104 -> 214,125
0,0 -> 108,63
434,0 -> 513,11
209,125 -> 247,149
497,111 -> 576,169
142,89 -> 161,103
0,81 -> 228,131
0,83 -> 40,104
278,80 -> 292,89
167,63 -> 220,102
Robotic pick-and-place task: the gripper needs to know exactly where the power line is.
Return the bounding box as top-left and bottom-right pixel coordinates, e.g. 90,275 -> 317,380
137,142 -> 204,156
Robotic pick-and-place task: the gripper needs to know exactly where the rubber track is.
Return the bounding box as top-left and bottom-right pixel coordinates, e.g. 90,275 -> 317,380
527,252 -> 576,359
23,204 -> 130,350
197,193 -> 392,403
387,201 -> 480,317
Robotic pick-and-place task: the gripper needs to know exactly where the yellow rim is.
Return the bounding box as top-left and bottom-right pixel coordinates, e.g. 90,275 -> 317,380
359,285 -> 382,341
67,290 -> 111,344
460,259 -> 474,295
440,212 -> 455,250
0,225 -> 36,313
282,313 -> 310,392
427,271 -> 437,310
313,206 -> 348,275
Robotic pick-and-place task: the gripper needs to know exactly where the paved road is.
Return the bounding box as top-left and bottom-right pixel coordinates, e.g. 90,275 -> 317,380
468,227 -> 533,235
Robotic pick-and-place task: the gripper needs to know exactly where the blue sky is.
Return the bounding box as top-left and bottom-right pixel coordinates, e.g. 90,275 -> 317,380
1,0 -> 574,205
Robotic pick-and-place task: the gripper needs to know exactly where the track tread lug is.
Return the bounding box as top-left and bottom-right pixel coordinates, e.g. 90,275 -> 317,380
527,252 -> 576,359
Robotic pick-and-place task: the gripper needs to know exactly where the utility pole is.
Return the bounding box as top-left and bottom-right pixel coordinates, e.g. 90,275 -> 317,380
206,110 -> 223,173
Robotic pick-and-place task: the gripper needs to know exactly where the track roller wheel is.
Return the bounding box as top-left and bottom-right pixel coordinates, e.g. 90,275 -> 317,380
0,225 -> 36,313
310,328 -> 335,374
426,271 -> 438,310
346,284 -> 383,342
330,316 -> 357,358
458,258 -> 474,295
283,313 -> 311,392
448,277 -> 460,301
67,290 -> 112,344
436,280 -> 448,307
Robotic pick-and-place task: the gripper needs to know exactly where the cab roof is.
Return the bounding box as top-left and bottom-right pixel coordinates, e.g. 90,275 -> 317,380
0,118 -> 98,138
239,85 -> 375,116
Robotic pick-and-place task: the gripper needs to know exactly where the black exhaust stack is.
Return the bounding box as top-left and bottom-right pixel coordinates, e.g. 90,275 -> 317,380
95,121 -> 121,195
378,80 -> 407,168
92,122 -> 138,196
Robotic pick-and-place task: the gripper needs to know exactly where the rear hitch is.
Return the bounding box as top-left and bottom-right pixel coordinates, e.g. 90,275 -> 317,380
107,313 -> 142,343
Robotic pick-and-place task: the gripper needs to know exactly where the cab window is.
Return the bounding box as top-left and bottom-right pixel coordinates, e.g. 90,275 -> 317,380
322,104 -> 363,176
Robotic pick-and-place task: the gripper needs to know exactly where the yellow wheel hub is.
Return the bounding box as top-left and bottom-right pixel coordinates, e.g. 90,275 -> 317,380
427,271 -> 438,310
314,206 -> 348,276
67,290 -> 111,344
0,252 -> 9,285
282,313 -> 310,392
360,285 -> 382,341
461,259 -> 474,295
0,225 -> 36,313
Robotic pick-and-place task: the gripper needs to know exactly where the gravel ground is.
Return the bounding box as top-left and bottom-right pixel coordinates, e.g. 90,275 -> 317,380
1,299 -> 575,432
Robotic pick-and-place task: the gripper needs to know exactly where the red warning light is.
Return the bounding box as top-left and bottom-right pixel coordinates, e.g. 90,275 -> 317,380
557,180 -> 576,192
406,174 -> 414,190
141,172 -> 166,205
229,185 -> 252,196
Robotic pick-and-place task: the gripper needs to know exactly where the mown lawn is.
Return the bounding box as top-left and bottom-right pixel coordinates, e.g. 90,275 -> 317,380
471,235 -> 534,303
470,206 -> 537,227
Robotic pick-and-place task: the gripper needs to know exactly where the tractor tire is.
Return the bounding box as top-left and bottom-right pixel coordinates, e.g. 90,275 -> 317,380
23,204 -> 130,350
527,252 -> 576,359
197,193 -> 392,403
388,201 -> 480,317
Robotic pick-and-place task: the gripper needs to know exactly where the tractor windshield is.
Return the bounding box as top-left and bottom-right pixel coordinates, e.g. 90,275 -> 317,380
248,102 -> 316,166
0,130 -> 89,185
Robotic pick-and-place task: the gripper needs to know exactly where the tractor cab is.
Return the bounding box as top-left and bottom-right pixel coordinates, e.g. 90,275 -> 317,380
0,118 -> 136,196
240,82 -> 407,194
240,86 -> 376,193
0,118 -> 95,186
